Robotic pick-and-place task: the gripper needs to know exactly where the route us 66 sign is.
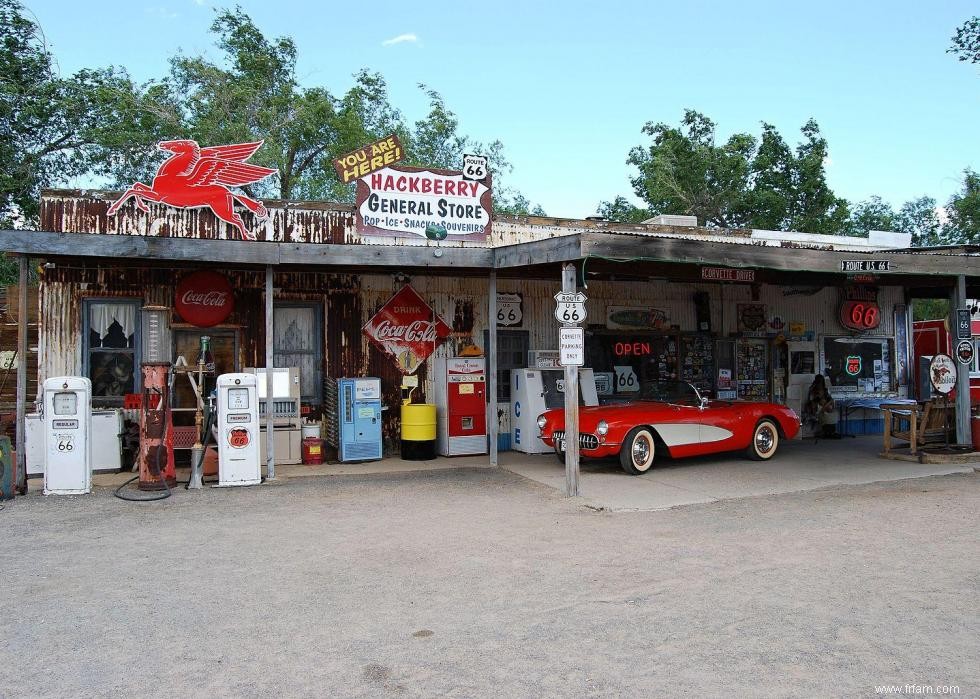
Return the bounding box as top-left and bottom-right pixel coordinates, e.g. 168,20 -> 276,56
496,292 -> 523,327
462,154 -> 488,181
554,292 -> 587,324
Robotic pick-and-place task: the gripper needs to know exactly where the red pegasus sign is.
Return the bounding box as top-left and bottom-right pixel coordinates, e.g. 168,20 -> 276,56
107,139 -> 277,240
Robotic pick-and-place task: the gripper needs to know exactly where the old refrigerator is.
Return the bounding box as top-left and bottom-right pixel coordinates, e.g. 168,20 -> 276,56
337,377 -> 383,462
434,356 -> 487,456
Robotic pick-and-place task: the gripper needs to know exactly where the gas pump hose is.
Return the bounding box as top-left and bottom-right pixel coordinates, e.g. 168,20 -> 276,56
113,395 -> 216,501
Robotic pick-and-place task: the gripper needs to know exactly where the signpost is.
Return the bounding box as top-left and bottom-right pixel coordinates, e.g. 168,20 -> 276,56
557,267 -> 584,497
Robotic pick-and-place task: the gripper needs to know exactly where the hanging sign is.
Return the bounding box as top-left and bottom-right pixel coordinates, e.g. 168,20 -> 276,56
555,292 -> 588,324
356,165 -> 492,242
701,267 -> 755,282
175,271 -> 234,327
606,306 -> 668,330
362,285 -> 451,374
929,354 -> 957,394
839,285 -> 880,331
956,339 -> 975,365
496,293 -> 523,327
333,134 -> 404,184
841,260 -> 890,273
107,140 -> 276,240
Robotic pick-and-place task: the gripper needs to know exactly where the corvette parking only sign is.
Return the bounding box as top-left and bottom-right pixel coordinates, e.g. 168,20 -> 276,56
559,327 -> 585,367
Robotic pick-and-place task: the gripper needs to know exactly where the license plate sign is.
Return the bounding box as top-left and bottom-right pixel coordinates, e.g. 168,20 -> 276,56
559,439 -> 567,452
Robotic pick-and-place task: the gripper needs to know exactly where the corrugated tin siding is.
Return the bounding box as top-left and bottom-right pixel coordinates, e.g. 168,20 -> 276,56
37,264 -> 907,444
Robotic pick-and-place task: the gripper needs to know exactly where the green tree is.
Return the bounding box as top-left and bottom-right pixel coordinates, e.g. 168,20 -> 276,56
611,110 -> 847,231
595,196 -> 649,223
949,16 -> 980,63
945,168 -> 980,245
847,196 -> 897,236
896,196 -> 943,246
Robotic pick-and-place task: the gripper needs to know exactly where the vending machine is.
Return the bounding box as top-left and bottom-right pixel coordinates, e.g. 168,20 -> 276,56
434,356 -> 487,456
510,367 -> 599,454
216,373 -> 262,486
42,376 -> 92,495
337,377 -> 383,462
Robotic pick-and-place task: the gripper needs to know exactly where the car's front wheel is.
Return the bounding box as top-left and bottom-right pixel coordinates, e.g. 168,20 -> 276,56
746,419 -> 779,460
620,427 -> 656,475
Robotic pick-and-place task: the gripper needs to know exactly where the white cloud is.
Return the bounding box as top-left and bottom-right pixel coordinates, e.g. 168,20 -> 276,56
382,33 -> 419,47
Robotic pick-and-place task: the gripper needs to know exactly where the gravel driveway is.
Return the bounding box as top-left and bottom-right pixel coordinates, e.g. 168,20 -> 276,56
3,469 -> 977,697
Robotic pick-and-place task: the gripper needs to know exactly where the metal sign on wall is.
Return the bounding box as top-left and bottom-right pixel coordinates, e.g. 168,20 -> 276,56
175,271 -> 235,327
362,285 -> 452,374
108,140 -> 276,240
356,165 -> 492,242
841,260 -> 891,273
496,292 -> 523,327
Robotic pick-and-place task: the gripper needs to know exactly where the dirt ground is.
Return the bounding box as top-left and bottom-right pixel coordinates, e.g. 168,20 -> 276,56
3,469 -> 978,698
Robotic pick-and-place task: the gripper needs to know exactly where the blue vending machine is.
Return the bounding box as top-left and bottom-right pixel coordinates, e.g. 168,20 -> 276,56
338,377 -> 383,462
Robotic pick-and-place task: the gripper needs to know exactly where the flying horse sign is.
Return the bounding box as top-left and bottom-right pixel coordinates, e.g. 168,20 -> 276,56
108,139 -> 277,240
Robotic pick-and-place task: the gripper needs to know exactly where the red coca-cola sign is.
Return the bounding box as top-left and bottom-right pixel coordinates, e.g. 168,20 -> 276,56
363,285 -> 451,374
175,271 -> 234,327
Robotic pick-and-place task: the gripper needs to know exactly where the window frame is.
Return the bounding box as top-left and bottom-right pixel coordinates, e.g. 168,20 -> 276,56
273,301 -> 323,405
82,297 -> 142,405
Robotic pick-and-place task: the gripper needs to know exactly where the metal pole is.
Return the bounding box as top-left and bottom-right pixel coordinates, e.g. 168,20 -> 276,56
951,275 -> 971,444
488,269 -> 498,466
562,263 -> 580,497
265,266 -> 276,480
15,256 -> 27,494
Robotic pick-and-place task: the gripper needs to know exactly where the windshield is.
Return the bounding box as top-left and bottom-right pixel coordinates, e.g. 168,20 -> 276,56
638,380 -> 702,406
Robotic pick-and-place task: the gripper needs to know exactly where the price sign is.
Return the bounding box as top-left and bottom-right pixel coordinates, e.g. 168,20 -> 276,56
554,292 -> 588,324
462,153 -> 488,181
496,292 -> 523,327
614,365 -> 639,393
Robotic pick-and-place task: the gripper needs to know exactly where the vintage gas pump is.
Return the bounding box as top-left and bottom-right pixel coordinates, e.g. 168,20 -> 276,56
216,372 -> 262,486
138,306 -> 176,490
42,376 -> 92,495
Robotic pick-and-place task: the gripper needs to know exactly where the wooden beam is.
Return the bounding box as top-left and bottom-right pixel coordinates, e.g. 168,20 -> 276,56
581,232 -> 980,278
265,266 -> 276,481
488,270 -> 497,467
15,256 -> 27,494
0,230 -> 280,265
279,243 -> 492,268
493,235 -> 582,269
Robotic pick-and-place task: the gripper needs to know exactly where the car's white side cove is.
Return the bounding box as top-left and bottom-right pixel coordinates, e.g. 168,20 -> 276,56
651,423 -> 734,447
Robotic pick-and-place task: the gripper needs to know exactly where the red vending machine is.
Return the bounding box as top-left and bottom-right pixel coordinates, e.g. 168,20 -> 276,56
434,356 -> 487,456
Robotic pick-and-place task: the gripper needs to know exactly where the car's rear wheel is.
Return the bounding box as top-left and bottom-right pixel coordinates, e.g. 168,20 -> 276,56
747,419 -> 779,460
620,427 -> 656,475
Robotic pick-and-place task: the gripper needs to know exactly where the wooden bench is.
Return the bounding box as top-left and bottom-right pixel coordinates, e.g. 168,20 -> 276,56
882,399 -> 955,455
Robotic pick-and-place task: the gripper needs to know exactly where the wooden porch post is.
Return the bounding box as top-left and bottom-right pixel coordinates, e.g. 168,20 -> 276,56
488,269 -> 498,466
265,265 -> 276,481
15,256 -> 28,494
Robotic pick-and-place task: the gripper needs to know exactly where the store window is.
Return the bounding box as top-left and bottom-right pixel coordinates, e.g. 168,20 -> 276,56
483,329 -> 529,401
83,299 -> 140,403
821,336 -> 894,393
274,303 -> 322,404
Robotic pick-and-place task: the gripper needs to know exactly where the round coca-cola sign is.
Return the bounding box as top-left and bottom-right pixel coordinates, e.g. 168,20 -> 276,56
175,271 -> 234,327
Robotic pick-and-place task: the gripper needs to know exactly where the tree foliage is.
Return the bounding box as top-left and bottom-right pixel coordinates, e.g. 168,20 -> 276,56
604,110 -> 848,232
949,16 -> 980,63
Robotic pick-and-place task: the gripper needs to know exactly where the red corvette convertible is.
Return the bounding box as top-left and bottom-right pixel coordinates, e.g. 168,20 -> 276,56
537,380 -> 800,475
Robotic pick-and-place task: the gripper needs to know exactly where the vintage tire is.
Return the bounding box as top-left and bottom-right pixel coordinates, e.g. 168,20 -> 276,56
620,427 -> 656,475
747,419 -> 779,461
554,442 -> 566,464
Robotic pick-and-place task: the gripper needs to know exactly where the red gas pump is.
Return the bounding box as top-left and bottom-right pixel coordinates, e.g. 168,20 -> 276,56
138,362 -> 176,490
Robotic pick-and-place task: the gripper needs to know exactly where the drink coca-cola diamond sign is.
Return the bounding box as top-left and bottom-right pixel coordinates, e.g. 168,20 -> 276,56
175,271 -> 234,327
363,285 -> 451,374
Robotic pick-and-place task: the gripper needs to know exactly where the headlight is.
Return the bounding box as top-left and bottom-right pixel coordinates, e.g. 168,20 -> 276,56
536,414 -> 547,431
596,420 -> 609,436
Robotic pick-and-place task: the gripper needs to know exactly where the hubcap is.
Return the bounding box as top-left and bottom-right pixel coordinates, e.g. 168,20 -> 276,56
633,437 -> 651,466
756,426 -> 775,454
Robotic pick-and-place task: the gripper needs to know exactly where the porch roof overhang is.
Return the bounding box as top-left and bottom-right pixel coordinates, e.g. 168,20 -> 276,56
2,228 -> 978,293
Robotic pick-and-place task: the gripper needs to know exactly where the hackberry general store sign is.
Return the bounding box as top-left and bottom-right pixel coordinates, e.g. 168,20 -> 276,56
356,165 -> 492,242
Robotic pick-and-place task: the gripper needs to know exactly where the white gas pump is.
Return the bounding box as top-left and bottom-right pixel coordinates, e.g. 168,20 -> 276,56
42,376 -> 92,495
216,373 -> 261,486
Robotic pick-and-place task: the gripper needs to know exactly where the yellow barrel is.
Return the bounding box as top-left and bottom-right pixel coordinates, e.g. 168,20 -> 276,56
401,403 -> 437,460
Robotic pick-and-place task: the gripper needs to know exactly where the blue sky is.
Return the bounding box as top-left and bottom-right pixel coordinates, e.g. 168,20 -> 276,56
26,0 -> 980,220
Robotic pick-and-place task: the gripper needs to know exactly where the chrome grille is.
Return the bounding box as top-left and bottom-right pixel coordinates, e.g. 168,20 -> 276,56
553,431 -> 599,450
